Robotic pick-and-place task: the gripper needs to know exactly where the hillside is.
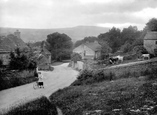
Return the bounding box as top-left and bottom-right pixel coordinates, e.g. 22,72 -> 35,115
0,26 -> 109,43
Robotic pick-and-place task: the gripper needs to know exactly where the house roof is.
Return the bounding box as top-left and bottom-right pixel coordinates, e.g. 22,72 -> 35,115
42,47 -> 51,55
144,32 -> 157,40
85,41 -> 101,51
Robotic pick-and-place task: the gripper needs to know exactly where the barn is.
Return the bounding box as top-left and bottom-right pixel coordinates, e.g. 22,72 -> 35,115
73,41 -> 101,59
144,32 -> 157,56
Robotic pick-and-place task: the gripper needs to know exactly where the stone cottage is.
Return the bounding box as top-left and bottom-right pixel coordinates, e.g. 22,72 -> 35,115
73,41 -> 102,60
144,32 -> 157,56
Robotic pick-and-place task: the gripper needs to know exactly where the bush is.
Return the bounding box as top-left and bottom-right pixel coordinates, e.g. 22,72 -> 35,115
3,96 -> 57,115
0,70 -> 37,91
9,48 -> 37,70
71,69 -> 115,86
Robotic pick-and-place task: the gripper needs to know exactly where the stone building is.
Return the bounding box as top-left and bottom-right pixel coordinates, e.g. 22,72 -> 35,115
144,32 -> 157,56
73,41 -> 101,59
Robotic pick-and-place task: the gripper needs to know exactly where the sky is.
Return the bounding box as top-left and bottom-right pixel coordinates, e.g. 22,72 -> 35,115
0,0 -> 157,30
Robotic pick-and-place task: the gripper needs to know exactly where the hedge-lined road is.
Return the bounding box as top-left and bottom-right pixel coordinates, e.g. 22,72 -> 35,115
0,63 -> 79,112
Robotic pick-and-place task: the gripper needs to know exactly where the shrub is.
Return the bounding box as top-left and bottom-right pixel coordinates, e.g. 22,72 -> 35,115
0,70 -> 37,91
71,69 -> 115,86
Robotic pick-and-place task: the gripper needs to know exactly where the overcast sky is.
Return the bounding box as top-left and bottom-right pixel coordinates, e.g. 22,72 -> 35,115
0,0 -> 157,30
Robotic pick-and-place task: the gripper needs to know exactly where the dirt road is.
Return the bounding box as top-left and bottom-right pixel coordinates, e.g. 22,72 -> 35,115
0,63 -> 78,112
105,58 -> 157,69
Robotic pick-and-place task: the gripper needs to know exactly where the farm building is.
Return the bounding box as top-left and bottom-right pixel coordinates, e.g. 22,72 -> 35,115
144,32 -> 157,56
73,41 -> 101,59
33,42 -> 51,70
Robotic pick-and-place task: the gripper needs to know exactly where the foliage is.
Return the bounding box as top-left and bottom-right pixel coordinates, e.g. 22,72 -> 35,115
71,53 -> 82,63
120,42 -> 132,53
46,32 -> 73,61
146,18 -> 157,31
9,48 -> 37,70
74,36 -> 98,47
71,69 -> 114,86
72,61 -> 157,86
4,96 -> 57,115
0,70 -> 37,91
98,27 -> 121,52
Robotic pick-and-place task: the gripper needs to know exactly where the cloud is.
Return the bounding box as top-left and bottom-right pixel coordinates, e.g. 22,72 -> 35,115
97,23 -> 144,30
0,0 -> 157,29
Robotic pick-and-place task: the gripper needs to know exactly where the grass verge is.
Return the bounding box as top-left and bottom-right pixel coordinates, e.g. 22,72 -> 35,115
50,78 -> 157,115
72,61 -> 157,86
2,96 -> 57,115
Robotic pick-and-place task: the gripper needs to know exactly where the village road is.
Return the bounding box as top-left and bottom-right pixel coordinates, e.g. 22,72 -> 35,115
105,57 -> 157,69
0,63 -> 79,113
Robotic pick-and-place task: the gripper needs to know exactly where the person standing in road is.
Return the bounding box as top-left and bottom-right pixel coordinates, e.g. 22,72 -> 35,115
38,72 -> 44,88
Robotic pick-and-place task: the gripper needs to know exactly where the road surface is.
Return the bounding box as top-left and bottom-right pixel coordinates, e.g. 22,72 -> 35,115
0,63 -> 78,113
105,57 -> 157,69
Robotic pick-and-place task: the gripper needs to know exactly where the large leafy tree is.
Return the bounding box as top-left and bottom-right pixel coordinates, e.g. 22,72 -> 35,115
46,32 -> 73,61
99,41 -> 112,59
146,18 -> 157,31
98,27 -> 121,52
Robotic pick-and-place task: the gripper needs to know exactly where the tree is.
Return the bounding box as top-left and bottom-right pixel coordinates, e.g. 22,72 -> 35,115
71,53 -> 82,68
9,48 -> 37,70
46,32 -> 73,61
99,41 -> 112,59
74,36 -> 98,48
98,27 -> 121,53
71,53 -> 82,63
120,42 -> 132,53
146,18 -> 157,31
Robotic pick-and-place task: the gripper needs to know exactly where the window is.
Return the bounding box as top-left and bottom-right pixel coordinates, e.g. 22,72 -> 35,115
156,41 -> 157,44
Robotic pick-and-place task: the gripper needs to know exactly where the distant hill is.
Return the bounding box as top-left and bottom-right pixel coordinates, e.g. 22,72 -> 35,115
0,26 -> 109,43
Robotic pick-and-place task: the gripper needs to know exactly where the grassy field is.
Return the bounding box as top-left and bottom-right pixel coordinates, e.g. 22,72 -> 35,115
2,96 -> 57,115
50,77 -> 157,115
50,60 -> 157,115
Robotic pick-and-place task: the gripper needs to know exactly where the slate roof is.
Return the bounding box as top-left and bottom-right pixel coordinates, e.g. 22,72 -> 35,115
144,32 -> 157,40
84,41 -> 101,51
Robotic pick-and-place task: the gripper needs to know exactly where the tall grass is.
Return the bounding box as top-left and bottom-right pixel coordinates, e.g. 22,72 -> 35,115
72,61 -> 157,86
2,96 -> 57,115
51,77 -> 157,115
